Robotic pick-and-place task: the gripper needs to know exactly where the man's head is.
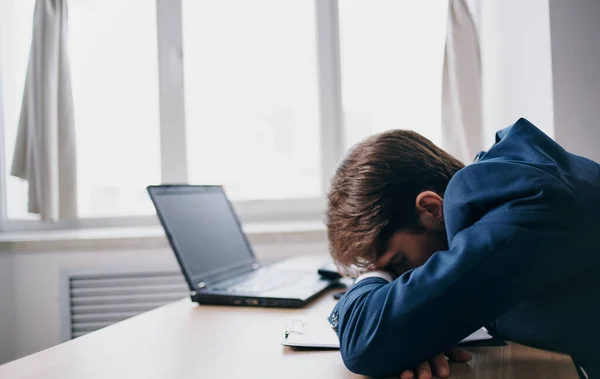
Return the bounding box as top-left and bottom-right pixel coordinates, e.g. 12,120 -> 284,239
326,130 -> 464,277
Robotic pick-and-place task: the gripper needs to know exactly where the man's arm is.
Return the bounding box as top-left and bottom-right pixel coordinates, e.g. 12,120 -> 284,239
332,162 -> 596,378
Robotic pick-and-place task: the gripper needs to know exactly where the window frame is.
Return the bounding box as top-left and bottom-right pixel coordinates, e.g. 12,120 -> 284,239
0,0 -> 344,232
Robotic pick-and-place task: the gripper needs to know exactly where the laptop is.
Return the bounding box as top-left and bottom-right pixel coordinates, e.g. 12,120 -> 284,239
147,185 -> 337,308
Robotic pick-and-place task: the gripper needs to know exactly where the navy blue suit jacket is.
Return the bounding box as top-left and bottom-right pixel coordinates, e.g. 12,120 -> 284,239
330,119 -> 600,377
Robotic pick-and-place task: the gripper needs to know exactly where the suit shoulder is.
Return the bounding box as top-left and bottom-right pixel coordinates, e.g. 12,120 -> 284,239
484,118 -> 566,166
444,158 -> 580,238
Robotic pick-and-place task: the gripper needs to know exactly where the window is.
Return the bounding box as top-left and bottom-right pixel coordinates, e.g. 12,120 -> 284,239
339,0 -> 447,149
1,0 -> 161,220
0,0 -> 448,229
69,0 -> 162,217
182,0 -> 321,201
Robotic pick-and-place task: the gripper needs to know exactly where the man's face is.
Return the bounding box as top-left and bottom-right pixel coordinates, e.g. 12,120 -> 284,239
376,229 -> 448,277
374,190 -> 448,277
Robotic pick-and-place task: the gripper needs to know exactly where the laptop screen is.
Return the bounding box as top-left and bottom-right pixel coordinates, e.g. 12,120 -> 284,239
149,186 -> 256,285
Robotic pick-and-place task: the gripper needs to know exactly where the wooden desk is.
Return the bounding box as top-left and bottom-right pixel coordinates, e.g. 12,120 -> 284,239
0,293 -> 579,379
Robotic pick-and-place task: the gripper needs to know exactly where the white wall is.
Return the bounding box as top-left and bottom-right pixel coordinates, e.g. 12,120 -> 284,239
0,254 -> 16,364
0,233 -> 328,363
11,246 -> 178,360
549,0 -> 600,163
478,0 -> 555,146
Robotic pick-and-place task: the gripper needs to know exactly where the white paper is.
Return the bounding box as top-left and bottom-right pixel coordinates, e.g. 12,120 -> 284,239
460,327 -> 493,343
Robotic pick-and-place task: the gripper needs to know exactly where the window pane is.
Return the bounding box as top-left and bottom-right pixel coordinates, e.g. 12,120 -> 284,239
182,0 -> 321,201
0,0 -> 36,220
69,0 -> 161,217
339,0 -> 448,149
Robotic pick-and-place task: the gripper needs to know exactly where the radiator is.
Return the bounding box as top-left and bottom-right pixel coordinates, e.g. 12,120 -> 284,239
62,269 -> 188,340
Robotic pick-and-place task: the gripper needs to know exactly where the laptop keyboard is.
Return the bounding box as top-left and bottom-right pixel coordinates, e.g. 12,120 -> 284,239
211,270 -> 304,294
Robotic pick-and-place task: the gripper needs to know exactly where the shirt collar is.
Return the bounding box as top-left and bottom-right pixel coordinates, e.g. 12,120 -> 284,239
354,270 -> 394,284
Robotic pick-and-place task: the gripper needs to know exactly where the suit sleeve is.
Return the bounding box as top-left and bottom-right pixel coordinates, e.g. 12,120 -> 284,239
332,162 -> 596,378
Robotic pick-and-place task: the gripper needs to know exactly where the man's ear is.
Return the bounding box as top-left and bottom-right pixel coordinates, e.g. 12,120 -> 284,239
374,249 -> 398,269
415,191 -> 444,230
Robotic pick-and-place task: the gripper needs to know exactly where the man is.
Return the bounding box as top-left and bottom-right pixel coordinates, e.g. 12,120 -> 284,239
326,118 -> 600,379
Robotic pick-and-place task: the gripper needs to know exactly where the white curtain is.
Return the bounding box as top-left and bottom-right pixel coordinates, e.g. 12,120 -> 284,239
442,0 -> 482,164
11,0 -> 77,222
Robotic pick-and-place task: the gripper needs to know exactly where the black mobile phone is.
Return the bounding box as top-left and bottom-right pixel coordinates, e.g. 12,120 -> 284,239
318,261 -> 343,280
333,291 -> 346,300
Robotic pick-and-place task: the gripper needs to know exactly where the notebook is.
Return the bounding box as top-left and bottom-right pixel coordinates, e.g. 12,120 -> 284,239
281,317 -> 493,349
282,317 -> 340,348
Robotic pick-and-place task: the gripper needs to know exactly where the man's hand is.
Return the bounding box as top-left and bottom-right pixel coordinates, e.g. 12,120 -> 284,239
399,347 -> 472,379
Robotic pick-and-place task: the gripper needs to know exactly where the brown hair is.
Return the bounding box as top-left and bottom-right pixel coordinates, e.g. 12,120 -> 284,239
326,130 -> 464,276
